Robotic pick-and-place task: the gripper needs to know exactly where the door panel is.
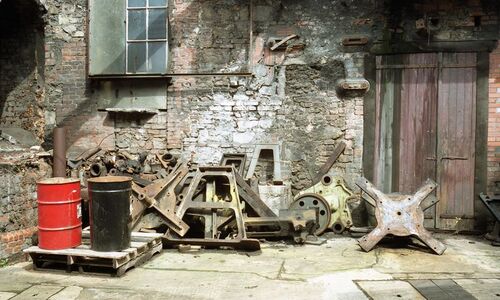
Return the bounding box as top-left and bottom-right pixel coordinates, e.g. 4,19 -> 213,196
436,53 -> 476,229
374,52 -> 477,230
397,53 -> 438,194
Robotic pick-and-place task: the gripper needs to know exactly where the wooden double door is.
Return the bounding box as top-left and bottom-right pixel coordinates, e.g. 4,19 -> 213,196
374,52 -> 477,229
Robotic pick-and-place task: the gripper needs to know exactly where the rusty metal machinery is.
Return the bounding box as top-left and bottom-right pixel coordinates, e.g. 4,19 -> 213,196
220,153 -> 247,175
293,174 -> 355,234
244,209 -> 318,243
289,194 -> 331,235
479,193 -> 500,245
130,161 -> 190,236
65,147 -> 325,250
163,166 -> 261,251
356,177 -> 446,255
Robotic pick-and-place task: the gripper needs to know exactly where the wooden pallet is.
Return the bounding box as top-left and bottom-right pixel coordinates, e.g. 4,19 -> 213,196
23,230 -> 163,276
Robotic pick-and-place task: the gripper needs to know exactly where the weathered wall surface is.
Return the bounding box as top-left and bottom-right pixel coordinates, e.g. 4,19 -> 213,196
166,0 -> 371,191
32,0 -> 498,194
488,44 -> 500,193
0,159 -> 51,261
0,0 -> 45,140
42,0 -> 115,150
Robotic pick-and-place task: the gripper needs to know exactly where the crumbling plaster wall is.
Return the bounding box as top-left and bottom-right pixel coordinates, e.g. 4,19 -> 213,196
166,0 -> 373,192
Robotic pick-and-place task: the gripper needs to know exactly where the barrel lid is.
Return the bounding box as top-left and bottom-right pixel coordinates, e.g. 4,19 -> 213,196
38,177 -> 80,185
88,176 -> 132,183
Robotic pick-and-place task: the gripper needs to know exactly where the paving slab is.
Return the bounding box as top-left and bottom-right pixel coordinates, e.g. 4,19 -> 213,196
142,248 -> 283,278
454,279 -> 500,300
11,285 -> 64,300
0,234 -> 497,300
0,282 -> 32,294
276,238 -> 378,279
48,286 -> 83,300
356,280 -> 425,300
0,292 -> 17,300
76,287 -> 198,300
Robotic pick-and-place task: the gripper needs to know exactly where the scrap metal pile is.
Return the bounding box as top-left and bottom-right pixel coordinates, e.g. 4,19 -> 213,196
65,140 -> 446,255
68,144 -> 358,251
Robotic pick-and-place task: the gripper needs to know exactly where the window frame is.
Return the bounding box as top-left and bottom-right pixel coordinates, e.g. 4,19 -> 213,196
125,0 -> 169,74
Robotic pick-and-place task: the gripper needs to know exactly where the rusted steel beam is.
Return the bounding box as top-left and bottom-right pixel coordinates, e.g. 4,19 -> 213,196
130,162 -> 190,236
311,141 -> 346,185
234,170 -> 277,218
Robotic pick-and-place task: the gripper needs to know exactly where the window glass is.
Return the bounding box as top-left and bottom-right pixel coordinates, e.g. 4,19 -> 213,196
149,0 -> 166,6
148,9 -> 166,39
128,0 -> 146,7
149,42 -> 166,73
128,10 -> 146,40
128,42 -> 147,73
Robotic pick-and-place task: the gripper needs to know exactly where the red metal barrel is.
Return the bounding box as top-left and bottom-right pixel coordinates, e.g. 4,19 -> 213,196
37,178 -> 82,249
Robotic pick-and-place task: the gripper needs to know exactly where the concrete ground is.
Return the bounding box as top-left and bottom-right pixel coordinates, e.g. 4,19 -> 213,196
0,233 -> 498,300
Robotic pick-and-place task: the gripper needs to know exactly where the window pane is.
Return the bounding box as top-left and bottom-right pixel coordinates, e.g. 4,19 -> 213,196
128,0 -> 146,7
149,0 -> 166,6
148,9 -> 166,39
128,42 -> 147,73
128,10 -> 146,40
148,42 -> 166,73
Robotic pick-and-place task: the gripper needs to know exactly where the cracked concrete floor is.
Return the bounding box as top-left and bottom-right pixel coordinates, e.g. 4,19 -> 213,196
0,234 -> 498,300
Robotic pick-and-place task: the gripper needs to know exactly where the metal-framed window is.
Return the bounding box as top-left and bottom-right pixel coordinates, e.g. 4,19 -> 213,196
126,0 -> 168,74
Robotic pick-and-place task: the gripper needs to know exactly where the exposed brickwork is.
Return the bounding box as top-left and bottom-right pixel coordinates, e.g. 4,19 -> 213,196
43,0 -> 114,152
0,0 -> 45,140
0,227 -> 38,260
488,44 -> 500,193
0,159 -> 51,261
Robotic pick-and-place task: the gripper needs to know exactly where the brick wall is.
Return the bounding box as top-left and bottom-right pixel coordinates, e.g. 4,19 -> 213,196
0,0 -> 45,140
43,0 -> 114,152
0,160 -> 51,261
165,0 -> 368,191
488,44 -> 500,193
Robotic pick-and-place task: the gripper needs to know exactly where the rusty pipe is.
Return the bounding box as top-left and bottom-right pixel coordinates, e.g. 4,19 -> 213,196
90,162 -> 107,177
53,127 -> 67,177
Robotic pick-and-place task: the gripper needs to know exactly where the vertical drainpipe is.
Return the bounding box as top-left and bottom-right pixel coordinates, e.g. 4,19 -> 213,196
53,127 -> 67,177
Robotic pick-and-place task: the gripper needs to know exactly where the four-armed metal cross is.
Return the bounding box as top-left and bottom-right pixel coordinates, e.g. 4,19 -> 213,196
356,177 -> 446,255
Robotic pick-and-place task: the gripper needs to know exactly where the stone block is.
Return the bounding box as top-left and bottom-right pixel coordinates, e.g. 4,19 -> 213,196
233,132 -> 255,144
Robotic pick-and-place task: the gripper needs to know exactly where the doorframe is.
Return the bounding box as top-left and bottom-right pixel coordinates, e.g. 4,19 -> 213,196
363,49 -> 491,230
